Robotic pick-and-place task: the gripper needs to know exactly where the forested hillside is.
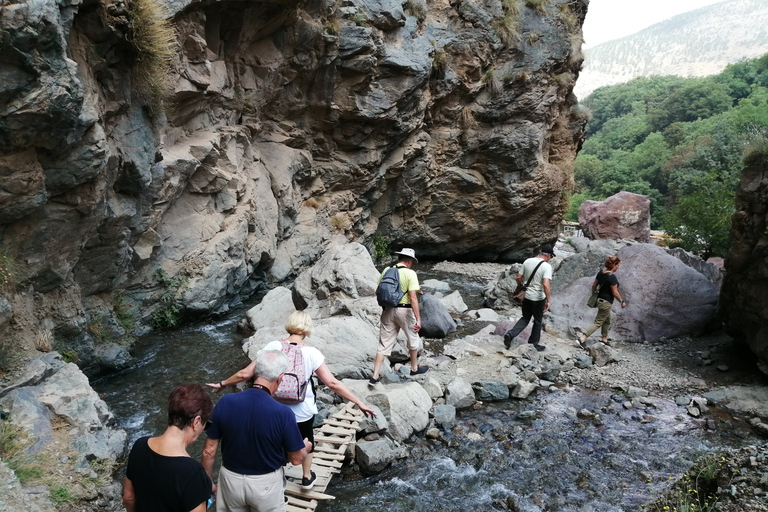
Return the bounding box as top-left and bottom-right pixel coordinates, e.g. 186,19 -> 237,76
575,0 -> 768,98
571,54 -> 768,258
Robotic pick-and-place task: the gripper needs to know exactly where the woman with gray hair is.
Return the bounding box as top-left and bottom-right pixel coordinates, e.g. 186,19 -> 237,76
207,310 -> 375,490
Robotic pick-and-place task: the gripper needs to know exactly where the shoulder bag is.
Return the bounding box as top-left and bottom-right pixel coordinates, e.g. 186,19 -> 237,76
512,260 -> 545,306
587,273 -> 604,308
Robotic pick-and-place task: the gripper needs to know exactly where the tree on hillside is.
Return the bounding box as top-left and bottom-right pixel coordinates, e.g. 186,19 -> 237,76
662,174 -> 735,259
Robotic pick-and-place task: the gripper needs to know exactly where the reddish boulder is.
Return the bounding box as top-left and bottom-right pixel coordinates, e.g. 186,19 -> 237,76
578,191 -> 651,242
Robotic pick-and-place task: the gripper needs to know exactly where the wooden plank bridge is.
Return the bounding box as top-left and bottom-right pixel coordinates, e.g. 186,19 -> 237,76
283,403 -> 364,512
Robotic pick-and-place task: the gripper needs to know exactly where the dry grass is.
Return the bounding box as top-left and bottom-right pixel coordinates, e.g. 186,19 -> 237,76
558,3 -> 579,32
460,106 -> 477,129
405,0 -> 427,23
432,46 -> 448,76
35,330 -> 53,353
304,197 -> 322,209
126,0 -> 177,114
492,13 -> 519,46
482,67 -> 503,97
330,213 -> 350,231
525,0 -> 551,15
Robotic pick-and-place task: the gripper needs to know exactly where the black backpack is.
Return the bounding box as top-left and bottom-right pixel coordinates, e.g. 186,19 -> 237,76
376,266 -> 406,308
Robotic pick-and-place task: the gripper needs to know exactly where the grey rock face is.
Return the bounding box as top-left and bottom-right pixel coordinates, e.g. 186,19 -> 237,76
0,0 -> 586,372
720,156 -> 768,372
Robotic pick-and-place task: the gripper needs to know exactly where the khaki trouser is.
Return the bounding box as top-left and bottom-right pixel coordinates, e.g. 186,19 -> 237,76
583,298 -> 612,338
217,466 -> 286,512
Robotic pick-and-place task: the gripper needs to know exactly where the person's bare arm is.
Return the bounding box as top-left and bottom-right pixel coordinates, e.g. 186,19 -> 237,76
591,279 -> 599,292
408,290 -> 421,332
315,364 -> 377,418
610,284 -> 626,307
543,278 -> 551,312
516,273 -> 524,286
206,360 -> 256,392
122,477 -> 136,512
201,437 -> 219,482
287,439 -> 312,466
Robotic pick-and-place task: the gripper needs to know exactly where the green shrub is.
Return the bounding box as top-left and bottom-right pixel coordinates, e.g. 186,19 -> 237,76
113,293 -> 137,334
647,454 -> 724,512
126,0 -> 177,114
150,269 -> 189,330
351,12 -> 368,26
61,350 -> 79,363
373,235 -> 390,263
662,174 -> 735,259
49,486 -> 75,505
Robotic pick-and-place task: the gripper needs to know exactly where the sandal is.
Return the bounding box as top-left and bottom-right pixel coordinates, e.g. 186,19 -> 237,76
577,336 -> 587,349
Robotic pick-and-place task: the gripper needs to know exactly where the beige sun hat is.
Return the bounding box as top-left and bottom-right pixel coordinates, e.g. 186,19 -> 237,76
393,248 -> 418,262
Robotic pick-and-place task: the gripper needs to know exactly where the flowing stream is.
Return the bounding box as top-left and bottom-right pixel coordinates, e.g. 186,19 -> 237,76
93,265 -> 760,511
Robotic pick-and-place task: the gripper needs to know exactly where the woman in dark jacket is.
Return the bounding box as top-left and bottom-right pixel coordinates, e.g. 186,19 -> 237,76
577,256 -> 627,348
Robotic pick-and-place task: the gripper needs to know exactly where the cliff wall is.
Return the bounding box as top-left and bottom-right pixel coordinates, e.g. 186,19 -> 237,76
0,0 -> 586,372
720,148 -> 768,373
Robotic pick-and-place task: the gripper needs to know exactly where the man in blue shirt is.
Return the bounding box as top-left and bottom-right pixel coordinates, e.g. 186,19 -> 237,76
201,351 -> 311,512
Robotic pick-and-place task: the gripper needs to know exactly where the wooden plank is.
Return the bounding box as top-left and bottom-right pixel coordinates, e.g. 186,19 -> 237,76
314,435 -> 351,444
312,450 -> 345,461
286,504 -> 312,512
285,482 -> 335,500
318,425 -> 357,436
323,419 -> 362,429
312,458 -> 343,469
315,443 -> 345,454
287,496 -> 318,508
330,413 -> 361,422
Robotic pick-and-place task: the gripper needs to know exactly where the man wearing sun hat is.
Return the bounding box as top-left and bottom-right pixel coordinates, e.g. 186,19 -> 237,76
369,247 -> 428,384
502,244 -> 556,352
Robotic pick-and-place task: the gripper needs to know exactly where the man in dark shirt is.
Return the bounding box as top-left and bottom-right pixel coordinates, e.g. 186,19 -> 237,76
201,351 -> 311,512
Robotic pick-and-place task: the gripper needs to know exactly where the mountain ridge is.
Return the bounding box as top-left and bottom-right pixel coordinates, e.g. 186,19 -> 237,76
576,0 -> 768,99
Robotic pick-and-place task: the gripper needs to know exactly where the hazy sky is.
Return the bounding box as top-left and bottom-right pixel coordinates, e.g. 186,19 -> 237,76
582,0 -> 727,48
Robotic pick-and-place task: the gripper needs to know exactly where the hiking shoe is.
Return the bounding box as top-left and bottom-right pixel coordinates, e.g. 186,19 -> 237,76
368,376 -> 381,385
410,365 -> 429,376
503,332 -> 513,349
301,471 -> 317,490
533,344 -> 546,352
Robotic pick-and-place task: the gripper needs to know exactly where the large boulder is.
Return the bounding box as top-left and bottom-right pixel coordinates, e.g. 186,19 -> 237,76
578,191 -> 651,243
0,355 -> 127,465
291,243 -> 380,314
720,153 -> 768,373
343,380 -> 432,441
418,294 -> 457,338
548,244 -> 719,342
